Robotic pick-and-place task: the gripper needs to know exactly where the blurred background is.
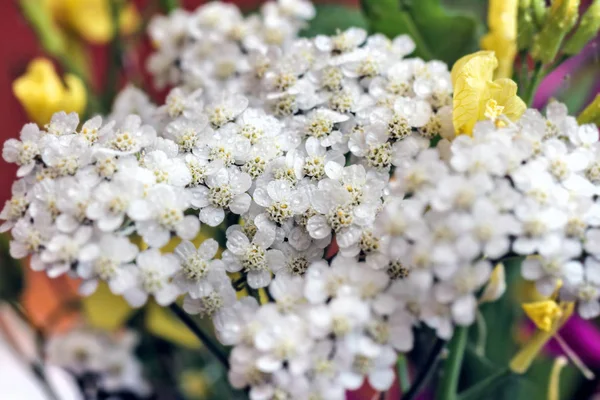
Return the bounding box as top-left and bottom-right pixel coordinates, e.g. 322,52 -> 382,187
0,0 -> 598,399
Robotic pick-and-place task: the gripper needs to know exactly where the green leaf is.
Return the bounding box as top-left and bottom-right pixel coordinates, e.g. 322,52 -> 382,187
0,234 -> 24,302
300,5 -> 368,37
361,0 -> 480,65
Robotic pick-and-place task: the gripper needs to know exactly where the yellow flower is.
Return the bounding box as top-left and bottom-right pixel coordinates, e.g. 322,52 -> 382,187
577,94 -> 600,126
42,0 -> 140,44
509,300 -> 574,373
451,51 -> 527,135
13,58 -> 86,126
481,0 -> 519,79
522,299 -> 564,332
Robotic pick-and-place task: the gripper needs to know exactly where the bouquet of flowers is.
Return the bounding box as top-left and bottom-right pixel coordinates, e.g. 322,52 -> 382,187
1,0 -> 599,399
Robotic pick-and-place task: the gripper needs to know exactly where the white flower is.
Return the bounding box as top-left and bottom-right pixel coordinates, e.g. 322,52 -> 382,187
315,28 -> 367,54
308,291 -> 370,339
0,179 -> 30,232
253,179 -> 310,234
512,205 -> 568,255
86,172 -> 152,232
158,87 -> 205,121
335,334 -> 396,391
562,257 -> 600,319
142,149 -> 192,187
434,260 -> 492,326
120,248 -> 181,307
213,296 -> 260,346
9,211 -> 53,261
109,85 -> 157,125
77,234 -> 139,296
182,274 -> 237,318
39,226 -> 93,278
521,241 -> 583,296
55,170 -> 100,233
98,115 -> 156,155
172,239 -> 225,298
164,116 -> 209,152
190,167 -> 252,226
135,185 -> 200,247
223,228 -> 284,288
268,273 -> 305,312
252,305 -> 312,374
308,181 -> 378,250
584,229 -> 600,257
272,241 -> 323,276
206,95 -> 249,129
2,123 -> 43,177
45,111 -> 79,136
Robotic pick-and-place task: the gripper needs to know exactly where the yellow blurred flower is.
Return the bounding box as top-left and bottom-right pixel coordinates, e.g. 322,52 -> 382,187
13,58 -> 86,126
42,0 -> 140,44
522,299 -> 564,332
481,0 -> 519,79
577,94 -> 600,126
509,300 -> 574,373
451,51 -> 527,135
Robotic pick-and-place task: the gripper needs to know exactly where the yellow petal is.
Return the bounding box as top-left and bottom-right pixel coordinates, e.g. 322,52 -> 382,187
146,301 -> 201,349
12,58 -> 85,126
450,50 -> 497,88
119,3 -> 141,36
522,300 -> 563,331
510,302 -> 574,374
451,51 -> 498,135
486,78 -> 527,122
577,94 -> 600,125
61,74 -> 87,114
82,282 -> 134,331
63,0 -> 113,44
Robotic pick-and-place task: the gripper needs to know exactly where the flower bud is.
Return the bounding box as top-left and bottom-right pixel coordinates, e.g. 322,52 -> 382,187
563,0 -> 600,55
531,0 -> 580,64
12,58 -> 87,126
518,0 -> 536,50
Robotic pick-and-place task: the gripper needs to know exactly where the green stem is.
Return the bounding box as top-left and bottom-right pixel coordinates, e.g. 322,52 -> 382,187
168,304 -> 230,369
403,338 -> 446,400
103,0 -> 124,112
437,326 -> 468,400
397,354 -> 411,393
523,63 -> 546,107
457,369 -> 511,400
159,0 -> 180,13
475,311 -> 486,357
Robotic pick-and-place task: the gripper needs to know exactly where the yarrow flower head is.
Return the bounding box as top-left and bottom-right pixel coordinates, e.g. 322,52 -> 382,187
3,3 -> 600,396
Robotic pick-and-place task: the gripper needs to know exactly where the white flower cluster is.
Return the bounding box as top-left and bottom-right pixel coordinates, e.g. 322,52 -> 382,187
147,0 -> 315,99
46,327 -> 150,397
3,0 -> 599,397
380,101 -> 600,327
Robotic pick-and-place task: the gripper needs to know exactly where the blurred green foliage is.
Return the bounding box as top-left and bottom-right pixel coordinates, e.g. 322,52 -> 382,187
0,234 -> 23,302
360,0 -> 481,64
300,4 -> 368,36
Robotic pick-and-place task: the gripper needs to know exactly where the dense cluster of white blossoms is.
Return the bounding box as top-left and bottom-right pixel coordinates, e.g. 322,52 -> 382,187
2,0 -> 600,398
46,328 -> 149,397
